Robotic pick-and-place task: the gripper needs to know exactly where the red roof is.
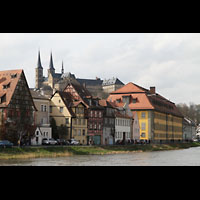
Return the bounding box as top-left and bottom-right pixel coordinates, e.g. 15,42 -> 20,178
0,69 -> 23,107
108,82 -> 183,118
111,82 -> 147,94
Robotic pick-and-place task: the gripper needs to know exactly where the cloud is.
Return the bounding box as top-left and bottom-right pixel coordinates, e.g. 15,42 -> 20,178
0,33 -> 200,105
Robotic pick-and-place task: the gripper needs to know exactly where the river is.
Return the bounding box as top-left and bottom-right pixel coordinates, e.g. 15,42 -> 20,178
1,146 -> 200,166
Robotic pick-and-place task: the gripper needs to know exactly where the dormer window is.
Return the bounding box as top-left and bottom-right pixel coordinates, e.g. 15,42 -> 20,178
132,98 -> 137,104
11,73 -> 17,79
3,82 -> 10,89
122,96 -> 130,104
116,99 -> 121,103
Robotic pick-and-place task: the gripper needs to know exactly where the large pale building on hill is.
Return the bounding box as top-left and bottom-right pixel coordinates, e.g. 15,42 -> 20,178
35,51 -> 124,98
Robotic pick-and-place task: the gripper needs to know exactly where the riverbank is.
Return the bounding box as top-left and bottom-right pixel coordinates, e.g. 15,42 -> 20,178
0,142 -> 200,160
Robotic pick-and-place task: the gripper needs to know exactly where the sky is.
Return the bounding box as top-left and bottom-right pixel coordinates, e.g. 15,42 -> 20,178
0,33 -> 199,105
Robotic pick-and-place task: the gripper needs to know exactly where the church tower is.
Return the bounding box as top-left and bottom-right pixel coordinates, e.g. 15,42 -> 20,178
35,51 -> 43,89
48,52 -> 55,88
48,52 -> 55,77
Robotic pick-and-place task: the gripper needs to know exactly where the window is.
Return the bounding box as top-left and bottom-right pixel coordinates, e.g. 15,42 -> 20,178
90,111 -> 93,117
105,118 -> 108,124
78,129 -> 81,136
122,96 -> 130,104
141,112 -> 146,118
3,82 -> 10,89
60,107 -> 64,113
66,118 -> 69,125
141,132 -> 146,138
41,105 -> 47,112
95,111 -> 97,118
41,105 -> 43,112
82,129 -> 85,136
116,99 -> 121,103
141,122 -> 146,130
132,98 -> 137,103
99,112 -> 102,118
50,106 -> 52,113
11,73 -> 17,79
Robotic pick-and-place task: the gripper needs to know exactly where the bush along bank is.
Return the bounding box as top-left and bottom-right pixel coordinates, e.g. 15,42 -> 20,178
0,142 -> 200,160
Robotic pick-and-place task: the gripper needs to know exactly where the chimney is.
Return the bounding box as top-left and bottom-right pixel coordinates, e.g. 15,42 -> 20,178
150,87 -> 156,94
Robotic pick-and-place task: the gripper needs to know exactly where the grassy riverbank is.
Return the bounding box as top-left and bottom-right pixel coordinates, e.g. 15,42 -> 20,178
0,142 -> 200,160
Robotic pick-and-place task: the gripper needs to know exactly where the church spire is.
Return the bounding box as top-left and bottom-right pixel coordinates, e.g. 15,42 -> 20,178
49,52 -> 55,70
61,61 -> 64,74
37,50 -> 43,69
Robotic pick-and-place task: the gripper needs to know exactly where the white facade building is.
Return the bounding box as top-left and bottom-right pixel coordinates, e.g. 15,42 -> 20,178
31,127 -> 52,145
115,112 -> 132,143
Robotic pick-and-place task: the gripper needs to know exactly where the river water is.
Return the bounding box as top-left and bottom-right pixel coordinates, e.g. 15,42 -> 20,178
1,146 -> 200,166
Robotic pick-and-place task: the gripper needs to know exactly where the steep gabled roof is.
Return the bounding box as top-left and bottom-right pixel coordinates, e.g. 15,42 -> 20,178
0,69 -> 23,108
55,91 -> 76,117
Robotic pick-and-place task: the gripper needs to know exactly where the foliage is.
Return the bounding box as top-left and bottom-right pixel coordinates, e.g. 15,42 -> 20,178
177,103 -> 200,125
50,118 -> 58,139
1,143 -> 200,160
57,125 -> 68,139
50,118 -> 68,139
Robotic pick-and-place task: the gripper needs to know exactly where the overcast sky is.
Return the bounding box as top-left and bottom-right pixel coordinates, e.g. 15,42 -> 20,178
0,33 -> 199,105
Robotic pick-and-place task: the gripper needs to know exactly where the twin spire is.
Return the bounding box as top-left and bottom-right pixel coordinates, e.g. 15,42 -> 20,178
37,51 -> 64,74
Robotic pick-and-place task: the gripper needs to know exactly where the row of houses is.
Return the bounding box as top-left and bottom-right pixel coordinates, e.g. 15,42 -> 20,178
32,80 -> 138,145
0,68 -> 197,145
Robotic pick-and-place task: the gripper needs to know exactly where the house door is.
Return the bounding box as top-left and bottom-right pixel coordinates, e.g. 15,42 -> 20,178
94,135 -> 101,145
123,132 -> 126,144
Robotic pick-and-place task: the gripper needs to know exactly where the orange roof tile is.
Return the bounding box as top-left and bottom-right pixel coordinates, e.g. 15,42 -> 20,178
108,82 -> 183,117
107,93 -> 154,110
111,82 -> 147,94
0,69 -> 23,107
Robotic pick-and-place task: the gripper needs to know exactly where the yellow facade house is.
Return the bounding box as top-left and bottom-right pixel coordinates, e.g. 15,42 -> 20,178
71,102 -> 88,145
50,91 -> 88,144
107,83 -> 184,143
50,91 -> 74,140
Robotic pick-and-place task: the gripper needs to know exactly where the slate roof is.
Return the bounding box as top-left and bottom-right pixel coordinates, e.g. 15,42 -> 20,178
77,78 -> 103,86
30,89 -> 49,100
102,78 -> 124,86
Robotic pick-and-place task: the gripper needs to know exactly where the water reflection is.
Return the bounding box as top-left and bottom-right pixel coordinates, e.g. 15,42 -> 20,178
1,147 -> 200,166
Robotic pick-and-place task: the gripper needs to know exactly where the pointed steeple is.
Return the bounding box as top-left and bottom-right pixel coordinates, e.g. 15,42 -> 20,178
37,50 -> 43,69
49,52 -> 55,70
61,61 -> 64,74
